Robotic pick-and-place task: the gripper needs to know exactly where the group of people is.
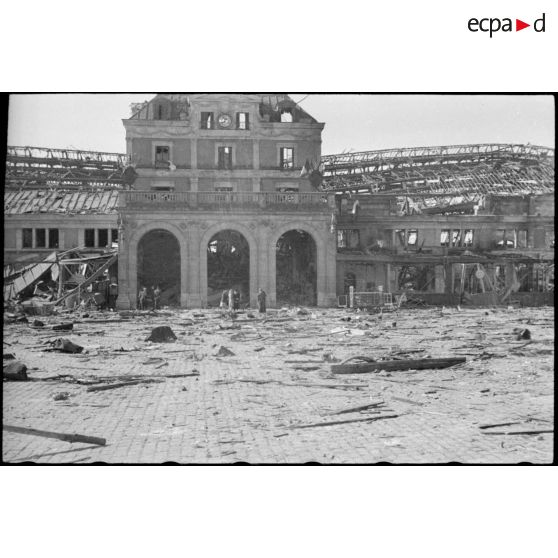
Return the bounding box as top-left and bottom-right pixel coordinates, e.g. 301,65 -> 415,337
219,287 -> 267,314
138,285 -> 162,311
220,288 -> 240,313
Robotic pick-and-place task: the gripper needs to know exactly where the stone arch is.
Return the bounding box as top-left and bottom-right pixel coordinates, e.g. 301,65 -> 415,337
269,221 -> 326,307
199,222 -> 259,308
127,221 -> 188,308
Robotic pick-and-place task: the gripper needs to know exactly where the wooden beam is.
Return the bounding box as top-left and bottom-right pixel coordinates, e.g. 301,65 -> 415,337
331,357 -> 466,374
4,424 -> 106,446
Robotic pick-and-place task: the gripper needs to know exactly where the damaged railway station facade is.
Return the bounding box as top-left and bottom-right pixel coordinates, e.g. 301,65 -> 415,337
4,94 -> 555,310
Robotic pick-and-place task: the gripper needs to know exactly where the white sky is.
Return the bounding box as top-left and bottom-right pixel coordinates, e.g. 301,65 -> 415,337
6,94 -> 554,155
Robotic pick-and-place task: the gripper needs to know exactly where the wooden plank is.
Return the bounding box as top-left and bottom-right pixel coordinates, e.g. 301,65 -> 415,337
481,430 -> 553,436
86,379 -> 163,392
326,401 -> 385,416
291,414 -> 399,429
4,424 -> 106,446
331,357 -> 466,374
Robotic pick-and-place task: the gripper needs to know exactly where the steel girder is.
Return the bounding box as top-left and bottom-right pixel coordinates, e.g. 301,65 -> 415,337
5,146 -> 129,189
321,144 -> 555,196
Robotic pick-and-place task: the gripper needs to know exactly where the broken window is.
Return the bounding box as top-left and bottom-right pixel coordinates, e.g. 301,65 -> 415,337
451,230 -> 462,247
201,112 -> 214,129
236,112 -> 249,130
98,229 -> 109,247
22,228 -> 33,248
85,229 -> 95,248
35,229 -> 46,248
156,104 -> 164,120
280,147 -> 294,169
546,231 -> 554,249
407,229 -> 418,246
517,229 -> 528,249
463,229 -> 474,246
395,229 -> 406,247
155,145 -> 170,168
111,229 -> 119,247
280,109 -> 293,123
48,229 -> 59,249
496,229 -> 515,248
337,230 -> 360,249
218,147 -> 233,169
440,229 -> 450,246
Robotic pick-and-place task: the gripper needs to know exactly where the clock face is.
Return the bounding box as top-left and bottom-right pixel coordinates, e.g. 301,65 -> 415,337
218,114 -> 232,128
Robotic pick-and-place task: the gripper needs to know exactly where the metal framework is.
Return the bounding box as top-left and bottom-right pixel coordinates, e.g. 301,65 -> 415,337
5,143 -> 554,196
5,146 -> 130,189
321,143 -> 555,196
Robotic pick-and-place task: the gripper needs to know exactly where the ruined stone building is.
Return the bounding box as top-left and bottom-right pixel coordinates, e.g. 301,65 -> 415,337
4,95 -> 555,308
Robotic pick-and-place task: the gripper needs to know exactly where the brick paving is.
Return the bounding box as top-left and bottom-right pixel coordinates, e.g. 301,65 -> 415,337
2,306 -> 554,463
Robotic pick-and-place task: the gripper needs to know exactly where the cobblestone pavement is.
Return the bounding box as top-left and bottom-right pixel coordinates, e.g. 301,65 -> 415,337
2,305 -> 554,463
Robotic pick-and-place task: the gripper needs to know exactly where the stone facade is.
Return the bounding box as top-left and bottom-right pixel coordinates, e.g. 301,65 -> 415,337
116,94 -> 337,309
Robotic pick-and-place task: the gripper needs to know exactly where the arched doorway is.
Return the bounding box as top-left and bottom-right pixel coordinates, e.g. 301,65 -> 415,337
276,230 -> 317,306
207,229 -> 250,307
137,229 -> 181,306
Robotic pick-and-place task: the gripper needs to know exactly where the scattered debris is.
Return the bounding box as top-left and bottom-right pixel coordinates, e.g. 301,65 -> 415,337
215,346 -> 235,357
332,357 -> 466,374
53,392 -> 70,401
513,328 -> 531,340
3,361 -> 28,381
4,424 -> 106,446
52,322 -> 74,331
145,326 -> 177,343
47,338 -> 84,354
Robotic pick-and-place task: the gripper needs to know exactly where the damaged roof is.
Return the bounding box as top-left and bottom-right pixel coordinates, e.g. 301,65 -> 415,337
129,93 -> 318,123
4,188 -> 120,215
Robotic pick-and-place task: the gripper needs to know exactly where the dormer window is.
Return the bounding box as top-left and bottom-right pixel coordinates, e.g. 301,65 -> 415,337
280,109 -> 293,123
237,112 -> 249,130
201,112 -> 214,129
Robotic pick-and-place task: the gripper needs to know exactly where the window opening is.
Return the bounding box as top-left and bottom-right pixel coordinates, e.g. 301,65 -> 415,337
280,147 -> 294,169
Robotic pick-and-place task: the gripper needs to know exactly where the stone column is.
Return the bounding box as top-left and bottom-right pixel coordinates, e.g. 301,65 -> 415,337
321,225 -> 338,306
115,223 -> 133,310
179,223 -> 190,308
257,224 -> 270,303
187,224 -> 202,308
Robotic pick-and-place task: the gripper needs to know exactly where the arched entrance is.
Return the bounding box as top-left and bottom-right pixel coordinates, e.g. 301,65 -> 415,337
207,229 -> 250,307
276,229 -> 317,306
137,229 -> 181,306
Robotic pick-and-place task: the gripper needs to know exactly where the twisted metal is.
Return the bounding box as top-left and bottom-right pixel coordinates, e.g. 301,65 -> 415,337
5,146 -> 130,189
321,144 -> 555,195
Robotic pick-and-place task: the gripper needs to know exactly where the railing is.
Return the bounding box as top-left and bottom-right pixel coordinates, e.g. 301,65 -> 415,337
121,191 -> 334,211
